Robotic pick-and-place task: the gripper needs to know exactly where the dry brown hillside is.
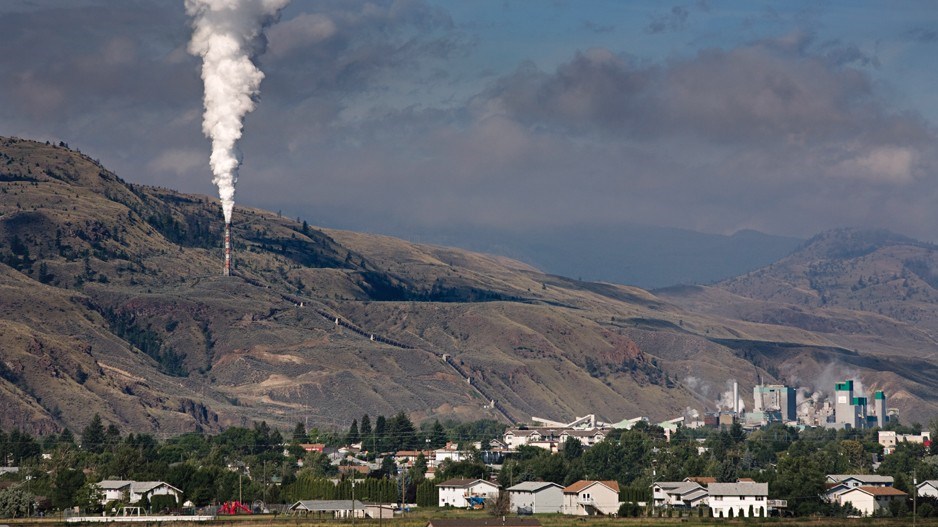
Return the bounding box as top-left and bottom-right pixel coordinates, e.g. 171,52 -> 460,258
1,137 -> 937,435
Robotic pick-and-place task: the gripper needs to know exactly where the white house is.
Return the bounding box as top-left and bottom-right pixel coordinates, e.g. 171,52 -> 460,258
95,480 -> 182,507
434,444 -> 469,466
506,482 -> 564,514
707,482 -> 768,518
837,486 -> 907,516
436,478 -> 501,508
651,481 -> 707,509
824,475 -> 894,502
558,429 -> 605,447
561,480 -> 620,516
918,480 -> 938,498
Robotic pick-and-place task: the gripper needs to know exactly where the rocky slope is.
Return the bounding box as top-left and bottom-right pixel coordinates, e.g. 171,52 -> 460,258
1,137 -> 937,434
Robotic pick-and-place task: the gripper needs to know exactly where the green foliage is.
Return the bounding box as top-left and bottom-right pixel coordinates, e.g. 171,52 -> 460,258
0,486 -> 33,518
100,308 -> 187,376
80,414 -> 106,454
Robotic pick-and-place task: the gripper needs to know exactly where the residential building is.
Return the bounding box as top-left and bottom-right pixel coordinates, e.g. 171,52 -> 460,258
289,500 -> 366,519
651,481 -> 707,509
879,430 -> 931,455
558,429 -> 605,447
506,482 -> 563,514
837,487 -> 907,516
561,480 -> 620,516
707,482 -> 768,518
434,443 -> 469,466
824,474 -> 893,501
95,480 -> 182,507
917,480 -> 938,498
436,478 -> 501,508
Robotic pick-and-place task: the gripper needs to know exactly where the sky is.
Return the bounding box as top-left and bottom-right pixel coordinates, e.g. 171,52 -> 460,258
3,0 -> 938,242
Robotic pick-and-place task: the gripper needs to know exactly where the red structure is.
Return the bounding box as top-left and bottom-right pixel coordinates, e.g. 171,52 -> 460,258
219,501 -> 252,515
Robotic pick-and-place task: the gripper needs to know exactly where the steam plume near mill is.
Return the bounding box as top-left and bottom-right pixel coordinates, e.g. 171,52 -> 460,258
185,0 -> 289,224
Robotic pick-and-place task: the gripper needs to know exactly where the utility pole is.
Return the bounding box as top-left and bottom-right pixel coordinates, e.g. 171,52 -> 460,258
914,469 -> 917,527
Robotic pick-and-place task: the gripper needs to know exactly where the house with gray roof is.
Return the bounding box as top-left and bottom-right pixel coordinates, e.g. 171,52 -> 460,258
507,482 -> 563,514
290,500 -> 367,519
707,482 -> 768,518
651,481 -> 707,509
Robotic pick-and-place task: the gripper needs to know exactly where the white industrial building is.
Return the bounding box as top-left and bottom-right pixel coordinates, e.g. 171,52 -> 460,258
506,482 -> 564,514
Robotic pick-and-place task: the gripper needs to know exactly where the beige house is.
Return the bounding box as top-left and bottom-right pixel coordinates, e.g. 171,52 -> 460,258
561,480 -> 620,515
838,486 -> 907,516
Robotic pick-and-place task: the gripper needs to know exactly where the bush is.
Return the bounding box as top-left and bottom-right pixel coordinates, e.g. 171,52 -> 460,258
150,494 -> 178,513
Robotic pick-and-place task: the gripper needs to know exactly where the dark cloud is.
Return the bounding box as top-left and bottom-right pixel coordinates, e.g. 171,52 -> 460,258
2,1 -> 938,245
646,5 -> 690,34
582,20 -> 614,34
907,27 -> 938,42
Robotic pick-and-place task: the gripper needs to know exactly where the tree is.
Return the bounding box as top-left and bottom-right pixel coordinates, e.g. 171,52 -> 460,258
52,468 -> 86,509
411,453 -> 428,482
387,412 -> 416,451
360,415 -> 372,441
429,420 -> 447,449
81,414 -> 106,454
562,436 -> 584,461
292,422 -> 307,444
487,491 -> 511,516
346,419 -> 360,445
374,416 -> 387,453
0,486 -> 33,518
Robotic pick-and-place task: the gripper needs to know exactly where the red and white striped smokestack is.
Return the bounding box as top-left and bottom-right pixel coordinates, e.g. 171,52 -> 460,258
224,222 -> 231,276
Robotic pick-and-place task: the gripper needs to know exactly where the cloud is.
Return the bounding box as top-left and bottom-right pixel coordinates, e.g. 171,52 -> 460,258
646,5 -> 690,34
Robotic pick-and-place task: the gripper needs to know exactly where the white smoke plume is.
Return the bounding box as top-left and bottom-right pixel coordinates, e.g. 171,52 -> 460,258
715,379 -> 746,412
185,0 -> 289,223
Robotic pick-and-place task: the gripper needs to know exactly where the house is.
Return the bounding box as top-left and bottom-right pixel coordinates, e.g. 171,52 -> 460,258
918,480 -> 938,498
506,482 -> 564,514
436,478 -> 501,508
837,487 -> 907,516
362,503 -> 395,519
290,500 -> 366,519
879,430 -> 932,455
707,482 -> 768,518
503,428 -> 563,451
561,480 -> 620,516
426,519 -> 541,527
394,450 -> 432,467
299,443 -> 325,453
434,443 -> 469,466
558,429 -> 605,447
824,475 -> 894,502
651,481 -> 707,509
95,480 -> 183,507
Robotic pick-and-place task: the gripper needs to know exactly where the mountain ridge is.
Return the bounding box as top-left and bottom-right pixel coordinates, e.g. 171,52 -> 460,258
2,136 -> 938,435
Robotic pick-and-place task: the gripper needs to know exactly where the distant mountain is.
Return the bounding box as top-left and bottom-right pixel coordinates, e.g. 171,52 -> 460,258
2,137 -> 937,435
659,227 -> 938,422
386,224 -> 803,289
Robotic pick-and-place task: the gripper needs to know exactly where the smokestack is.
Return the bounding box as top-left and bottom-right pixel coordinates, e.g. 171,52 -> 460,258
733,381 -> 739,414
224,221 -> 231,276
